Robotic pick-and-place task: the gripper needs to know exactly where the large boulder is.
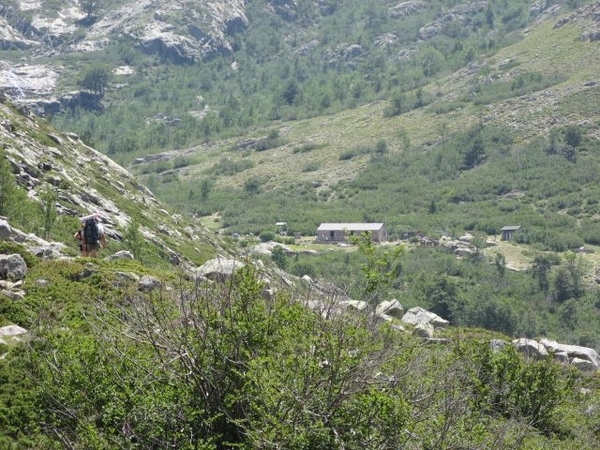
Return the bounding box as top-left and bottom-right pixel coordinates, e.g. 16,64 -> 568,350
571,358 -> 597,372
105,250 -> 135,261
412,322 -> 434,338
401,307 -> 449,328
0,324 -> 28,345
540,338 -> 600,369
0,254 -> 27,281
512,338 -> 548,360
376,299 -> 404,319
0,218 -> 11,239
197,257 -> 245,281
138,275 -> 163,292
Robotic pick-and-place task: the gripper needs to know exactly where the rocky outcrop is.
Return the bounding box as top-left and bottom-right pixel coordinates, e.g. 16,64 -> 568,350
76,0 -> 248,63
376,299 -> 404,320
0,62 -> 59,101
0,324 -> 28,347
389,1 -> 425,18
401,306 -> 450,329
138,275 -> 163,292
0,93 -> 226,269
325,44 -> 363,68
513,338 -> 549,360
0,17 -> 37,50
495,337 -> 600,372
60,91 -> 104,112
196,257 -> 245,281
540,338 -> 600,371
418,1 -> 487,40
0,0 -> 249,108
0,254 -> 27,281
0,218 -> 60,256
271,0 -> 299,22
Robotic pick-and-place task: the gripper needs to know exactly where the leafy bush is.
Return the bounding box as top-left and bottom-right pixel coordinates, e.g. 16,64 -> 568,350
211,157 -> 254,176
289,260 -> 317,279
23,265 -> 414,448
463,341 -> 575,434
301,161 -> 320,172
259,230 -> 276,242
255,135 -> 286,152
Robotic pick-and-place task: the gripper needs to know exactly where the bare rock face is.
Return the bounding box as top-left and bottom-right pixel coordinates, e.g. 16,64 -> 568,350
401,307 -> 449,328
1,0 -> 249,63
71,0 -> 248,62
0,0 -> 250,111
0,62 -> 59,101
0,16 -> 37,50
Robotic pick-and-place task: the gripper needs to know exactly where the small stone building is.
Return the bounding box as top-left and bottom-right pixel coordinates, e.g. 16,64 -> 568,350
316,223 -> 388,243
501,225 -> 521,241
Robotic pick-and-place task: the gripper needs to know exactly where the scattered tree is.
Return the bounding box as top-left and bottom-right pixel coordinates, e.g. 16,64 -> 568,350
39,188 -> 58,240
80,63 -> 111,95
0,152 -> 17,216
122,220 -> 145,260
81,0 -> 100,19
564,125 -> 583,148
244,176 -> 263,195
271,245 -> 287,269
200,178 -> 212,200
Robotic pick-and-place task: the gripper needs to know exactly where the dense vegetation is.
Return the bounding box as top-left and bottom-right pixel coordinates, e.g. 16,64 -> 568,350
2,149 -> 600,447
151,121 -> 600,248
1,245 -> 599,449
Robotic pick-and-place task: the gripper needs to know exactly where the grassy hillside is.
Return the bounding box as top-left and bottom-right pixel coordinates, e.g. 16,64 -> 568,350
0,94 -> 226,267
134,8 -> 600,246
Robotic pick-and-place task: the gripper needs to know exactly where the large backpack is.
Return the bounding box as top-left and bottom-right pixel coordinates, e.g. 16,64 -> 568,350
83,217 -> 99,245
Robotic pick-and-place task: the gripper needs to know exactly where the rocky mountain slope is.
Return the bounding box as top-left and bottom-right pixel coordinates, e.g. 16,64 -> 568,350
119,2 -> 600,237
0,0 -> 247,60
0,90 -> 225,266
1,0 -> 597,115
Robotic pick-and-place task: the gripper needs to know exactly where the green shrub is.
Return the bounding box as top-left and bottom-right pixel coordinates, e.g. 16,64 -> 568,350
292,142 -> 319,154
259,230 -> 276,242
301,161 -> 320,172
463,341 -> 576,434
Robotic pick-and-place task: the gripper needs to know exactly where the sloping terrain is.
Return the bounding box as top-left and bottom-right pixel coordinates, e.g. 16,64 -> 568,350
0,92 -> 599,449
1,3 -> 600,447
0,91 -> 225,265
131,3 -> 600,241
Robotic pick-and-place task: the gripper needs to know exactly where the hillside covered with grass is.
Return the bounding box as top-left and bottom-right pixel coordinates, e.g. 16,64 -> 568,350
130,5 -> 600,249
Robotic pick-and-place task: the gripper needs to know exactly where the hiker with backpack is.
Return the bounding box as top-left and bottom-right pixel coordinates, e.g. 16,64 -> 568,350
77,213 -> 106,258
